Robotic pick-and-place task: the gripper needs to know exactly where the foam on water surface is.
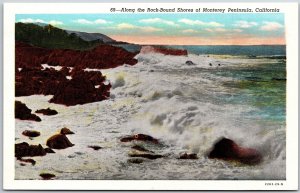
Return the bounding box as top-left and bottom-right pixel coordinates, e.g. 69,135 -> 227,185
15,53 -> 286,180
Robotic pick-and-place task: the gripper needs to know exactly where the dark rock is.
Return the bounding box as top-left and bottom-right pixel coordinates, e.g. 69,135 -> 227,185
46,128 -> 74,149
129,153 -> 163,160
88,145 -> 102,150
140,46 -> 187,56
40,173 -> 56,180
49,76 -> 111,106
272,78 -> 286,81
15,142 -> 46,157
17,157 -> 36,165
15,101 -> 41,122
127,158 -> 144,164
131,145 -> 154,153
44,148 -> 55,153
35,108 -> 58,115
209,63 -> 212,66
22,130 -> 41,137
120,134 -> 159,144
16,41 -> 138,69
179,153 -> 198,159
185,60 -> 195,65
208,137 -> 262,165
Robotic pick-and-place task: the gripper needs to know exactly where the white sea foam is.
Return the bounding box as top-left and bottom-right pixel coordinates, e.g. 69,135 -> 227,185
15,53 -> 285,180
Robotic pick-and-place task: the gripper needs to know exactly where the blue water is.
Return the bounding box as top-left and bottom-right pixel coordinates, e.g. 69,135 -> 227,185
168,45 -> 286,56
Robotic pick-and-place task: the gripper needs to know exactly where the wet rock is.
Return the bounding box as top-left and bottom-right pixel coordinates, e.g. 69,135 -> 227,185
35,108 -> 58,115
208,137 -> 262,165
128,153 -> 163,160
46,128 -> 74,149
209,63 -> 212,66
127,158 -> 144,164
49,76 -> 111,106
17,157 -> 36,165
88,145 -> 102,150
22,130 -> 41,138
140,46 -> 187,56
120,134 -> 159,144
40,173 -> 56,180
15,142 -> 46,157
178,153 -> 198,159
16,41 -> 138,69
15,101 -> 41,122
185,60 -> 195,65
44,148 -> 55,153
131,145 -> 154,153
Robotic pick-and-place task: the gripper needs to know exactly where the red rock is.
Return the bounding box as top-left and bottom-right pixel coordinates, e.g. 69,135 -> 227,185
35,108 -> 58,115
46,128 -> 75,149
208,137 -> 262,165
49,76 -> 110,106
15,101 -> 41,122
22,130 -> 41,137
140,46 -> 187,56
40,173 -> 56,180
120,134 -> 159,144
16,41 -> 138,69
15,142 -> 46,157
71,70 -> 106,86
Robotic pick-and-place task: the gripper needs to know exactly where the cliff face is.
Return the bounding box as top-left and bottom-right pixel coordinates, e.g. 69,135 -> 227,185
16,41 -> 138,69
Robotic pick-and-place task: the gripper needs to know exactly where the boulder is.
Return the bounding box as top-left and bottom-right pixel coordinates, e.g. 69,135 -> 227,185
131,145 -> 154,153
16,157 -> 36,165
49,76 -> 111,106
22,130 -> 41,138
178,153 -> 198,159
208,137 -> 262,165
120,134 -> 159,144
127,158 -> 144,164
40,173 -> 56,180
15,142 -> 46,157
15,101 -> 41,122
46,128 -> 74,149
185,61 -> 195,65
35,108 -> 58,115
128,152 -> 163,160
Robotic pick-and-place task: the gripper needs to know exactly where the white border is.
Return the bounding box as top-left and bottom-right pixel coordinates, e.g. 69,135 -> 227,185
3,3 -> 298,190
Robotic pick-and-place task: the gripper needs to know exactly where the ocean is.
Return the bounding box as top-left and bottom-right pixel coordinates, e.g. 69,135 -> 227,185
15,45 -> 286,180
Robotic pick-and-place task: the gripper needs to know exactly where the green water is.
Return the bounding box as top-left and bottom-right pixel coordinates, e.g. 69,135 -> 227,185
218,61 -> 286,122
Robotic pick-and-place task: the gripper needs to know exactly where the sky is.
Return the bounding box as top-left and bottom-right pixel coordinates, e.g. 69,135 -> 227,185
16,14 -> 285,45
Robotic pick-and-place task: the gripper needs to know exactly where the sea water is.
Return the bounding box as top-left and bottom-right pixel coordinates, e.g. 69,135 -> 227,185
15,46 -> 286,180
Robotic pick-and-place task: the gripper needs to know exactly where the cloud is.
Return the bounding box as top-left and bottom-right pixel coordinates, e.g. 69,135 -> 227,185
49,20 -> 63,25
18,18 -> 63,26
19,18 -> 46,23
260,22 -> 283,31
73,19 -> 110,25
233,21 -> 258,28
115,23 -> 163,32
182,29 -> 198,33
205,28 -> 227,32
178,19 -> 224,27
139,18 -> 178,26
233,29 -> 243,33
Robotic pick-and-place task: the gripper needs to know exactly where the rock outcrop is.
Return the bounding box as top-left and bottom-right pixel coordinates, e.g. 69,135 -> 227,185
140,46 -> 187,56
120,134 -> 159,144
15,101 -> 41,122
208,137 -> 262,165
16,41 -> 138,69
178,153 -> 198,159
15,142 -> 47,157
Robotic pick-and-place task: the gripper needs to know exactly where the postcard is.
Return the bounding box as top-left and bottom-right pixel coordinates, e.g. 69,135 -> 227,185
3,2 -> 298,190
